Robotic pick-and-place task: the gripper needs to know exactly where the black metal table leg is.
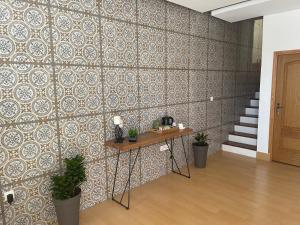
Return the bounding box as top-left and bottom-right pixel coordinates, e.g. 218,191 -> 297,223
111,147 -> 141,209
165,137 -> 191,179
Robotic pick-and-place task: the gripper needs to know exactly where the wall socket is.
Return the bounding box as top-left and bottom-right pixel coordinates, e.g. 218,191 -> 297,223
160,145 -> 169,152
4,190 -> 14,204
210,96 -> 214,101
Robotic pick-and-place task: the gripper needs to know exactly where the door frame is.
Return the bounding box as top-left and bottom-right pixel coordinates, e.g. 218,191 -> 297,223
268,49 -> 300,160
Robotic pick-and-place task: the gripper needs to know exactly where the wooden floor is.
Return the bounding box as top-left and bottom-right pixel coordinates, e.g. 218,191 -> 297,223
80,152 -> 300,225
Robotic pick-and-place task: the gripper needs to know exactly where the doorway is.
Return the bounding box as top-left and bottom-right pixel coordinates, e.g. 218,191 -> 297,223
270,50 -> 300,166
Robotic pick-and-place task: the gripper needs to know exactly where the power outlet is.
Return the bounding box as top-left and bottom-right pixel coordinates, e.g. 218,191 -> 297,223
210,96 -> 214,101
160,145 -> 169,152
4,190 -> 14,204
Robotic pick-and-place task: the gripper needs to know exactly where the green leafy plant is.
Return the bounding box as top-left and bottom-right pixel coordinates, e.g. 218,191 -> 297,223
51,155 -> 86,200
128,128 -> 138,138
194,132 -> 208,146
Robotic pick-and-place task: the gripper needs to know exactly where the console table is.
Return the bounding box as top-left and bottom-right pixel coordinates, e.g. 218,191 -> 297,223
105,128 -> 193,209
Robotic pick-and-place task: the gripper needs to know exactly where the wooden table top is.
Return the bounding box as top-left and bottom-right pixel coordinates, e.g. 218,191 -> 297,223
105,128 -> 193,152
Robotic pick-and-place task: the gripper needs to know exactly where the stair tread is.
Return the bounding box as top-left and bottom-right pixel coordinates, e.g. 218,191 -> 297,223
240,114 -> 258,118
235,122 -> 258,128
229,132 -> 257,139
223,141 -> 257,151
246,106 -> 259,109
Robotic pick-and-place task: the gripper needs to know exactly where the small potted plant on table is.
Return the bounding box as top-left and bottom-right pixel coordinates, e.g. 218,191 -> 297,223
192,132 -> 209,168
51,155 -> 86,225
128,128 -> 138,142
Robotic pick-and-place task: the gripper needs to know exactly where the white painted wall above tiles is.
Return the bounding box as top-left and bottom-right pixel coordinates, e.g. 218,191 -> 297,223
258,8 -> 300,153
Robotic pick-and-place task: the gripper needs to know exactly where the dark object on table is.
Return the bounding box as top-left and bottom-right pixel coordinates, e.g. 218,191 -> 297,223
162,116 -> 174,126
115,125 -> 124,143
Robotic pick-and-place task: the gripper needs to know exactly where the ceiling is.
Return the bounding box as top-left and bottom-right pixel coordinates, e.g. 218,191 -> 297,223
167,0 -> 300,22
166,0 -> 248,13
212,0 -> 300,22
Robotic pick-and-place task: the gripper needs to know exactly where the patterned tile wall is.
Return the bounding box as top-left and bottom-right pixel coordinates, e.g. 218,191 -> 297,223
0,0 -> 262,224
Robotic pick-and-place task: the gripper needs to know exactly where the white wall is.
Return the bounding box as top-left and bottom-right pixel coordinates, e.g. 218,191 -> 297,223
258,9 -> 300,153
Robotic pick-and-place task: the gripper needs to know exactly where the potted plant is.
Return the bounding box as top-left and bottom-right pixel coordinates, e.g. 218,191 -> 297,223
192,133 -> 209,168
51,155 -> 86,225
128,128 -> 138,142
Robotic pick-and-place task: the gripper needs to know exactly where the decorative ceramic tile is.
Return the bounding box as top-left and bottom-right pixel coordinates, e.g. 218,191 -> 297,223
140,107 -> 166,133
50,0 -> 99,15
222,71 -> 236,98
105,110 -> 139,156
100,0 -> 136,23
207,100 -> 221,128
235,96 -> 248,121
224,22 -> 238,44
235,72 -> 247,96
0,1 -> 51,63
222,123 -> 234,142
101,18 -> 137,67
3,175 -> 56,225
139,69 -> 166,108
238,20 -> 251,46
81,160 -> 107,210
138,26 -> 166,68
166,137 -> 189,172
167,32 -> 189,69
189,70 -> 206,102
107,152 -> 140,196
223,43 -> 237,71
141,144 -> 167,184
222,98 -> 235,124
0,63 -> 56,124
209,16 -> 224,41
189,102 -> 206,132
59,115 -> 105,162
103,67 -> 138,112
208,40 -> 223,70
190,10 -> 208,38
237,46 -> 248,71
166,2 -> 189,34
0,121 -> 58,185
56,65 -> 103,117
50,8 -> 101,65
207,71 -> 222,99
166,70 -> 188,104
167,104 -> 189,128
189,36 -> 207,70
207,127 -> 221,155
137,0 -> 165,29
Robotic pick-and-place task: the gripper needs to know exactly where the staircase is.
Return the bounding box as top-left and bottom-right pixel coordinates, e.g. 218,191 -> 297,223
222,92 -> 259,158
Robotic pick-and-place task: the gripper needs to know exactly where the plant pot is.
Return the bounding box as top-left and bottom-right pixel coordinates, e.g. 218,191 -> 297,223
192,144 -> 208,168
128,136 -> 137,142
53,188 -> 81,225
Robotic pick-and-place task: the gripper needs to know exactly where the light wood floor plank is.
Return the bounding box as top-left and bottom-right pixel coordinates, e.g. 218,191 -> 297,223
79,152 -> 300,225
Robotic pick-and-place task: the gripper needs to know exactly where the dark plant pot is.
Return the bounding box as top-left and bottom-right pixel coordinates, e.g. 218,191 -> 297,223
128,136 -> 137,142
53,188 -> 81,225
192,144 -> 208,168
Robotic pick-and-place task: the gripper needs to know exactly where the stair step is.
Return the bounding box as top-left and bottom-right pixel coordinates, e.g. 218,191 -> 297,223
245,107 -> 259,116
240,114 -> 258,118
250,99 -> 259,107
222,141 -> 257,158
246,106 -> 259,109
229,132 -> 257,139
234,123 -> 258,135
255,92 -> 260,99
228,132 -> 257,145
240,116 -> 258,125
223,141 -> 257,151
235,122 -> 258,128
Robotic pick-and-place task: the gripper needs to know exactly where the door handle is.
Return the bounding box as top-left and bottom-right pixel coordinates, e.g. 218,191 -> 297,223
276,103 -> 283,115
